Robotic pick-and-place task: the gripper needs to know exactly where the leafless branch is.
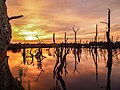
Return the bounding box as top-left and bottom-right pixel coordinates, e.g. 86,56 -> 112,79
9,15 -> 23,20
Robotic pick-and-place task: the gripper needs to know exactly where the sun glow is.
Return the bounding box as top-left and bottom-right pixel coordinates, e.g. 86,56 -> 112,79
19,31 -> 37,35
25,36 -> 36,40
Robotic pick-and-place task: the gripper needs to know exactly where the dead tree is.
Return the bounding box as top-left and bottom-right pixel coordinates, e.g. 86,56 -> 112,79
73,26 -> 80,44
100,9 -> 112,90
0,0 -> 24,90
53,33 -> 56,44
72,26 -> 80,73
106,8 -> 112,90
64,32 -> 68,76
53,33 -> 70,90
95,24 -> 98,42
91,24 -> 98,81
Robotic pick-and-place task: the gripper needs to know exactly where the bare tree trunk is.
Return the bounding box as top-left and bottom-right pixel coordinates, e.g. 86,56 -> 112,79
106,8 -> 112,90
0,0 -> 24,90
0,0 -> 11,56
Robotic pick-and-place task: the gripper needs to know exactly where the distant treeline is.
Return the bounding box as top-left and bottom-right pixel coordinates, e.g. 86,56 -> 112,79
8,41 -> 120,50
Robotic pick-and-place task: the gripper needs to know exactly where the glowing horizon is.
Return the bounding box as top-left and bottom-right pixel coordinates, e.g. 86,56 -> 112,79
7,0 -> 120,43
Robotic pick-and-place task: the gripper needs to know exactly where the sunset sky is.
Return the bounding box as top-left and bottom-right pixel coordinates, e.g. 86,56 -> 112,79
7,0 -> 120,43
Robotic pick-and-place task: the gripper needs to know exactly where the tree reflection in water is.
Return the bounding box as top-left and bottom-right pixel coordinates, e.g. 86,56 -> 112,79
53,44 -> 70,90
106,42 -> 113,90
35,48 -> 46,81
19,46 -> 120,90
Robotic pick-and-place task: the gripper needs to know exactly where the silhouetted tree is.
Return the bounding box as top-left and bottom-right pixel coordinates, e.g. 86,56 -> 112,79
0,0 -> 24,89
106,8 -> 112,90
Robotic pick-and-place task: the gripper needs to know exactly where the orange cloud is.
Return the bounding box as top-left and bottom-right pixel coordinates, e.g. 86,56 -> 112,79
7,0 -> 120,43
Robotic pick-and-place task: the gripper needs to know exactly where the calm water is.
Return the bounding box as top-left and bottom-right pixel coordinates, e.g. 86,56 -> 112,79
7,48 -> 120,90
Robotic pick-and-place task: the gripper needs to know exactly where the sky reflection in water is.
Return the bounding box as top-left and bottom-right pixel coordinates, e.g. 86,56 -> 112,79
7,48 -> 120,90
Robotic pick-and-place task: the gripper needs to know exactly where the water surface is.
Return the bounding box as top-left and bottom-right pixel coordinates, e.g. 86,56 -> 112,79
8,48 -> 120,90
